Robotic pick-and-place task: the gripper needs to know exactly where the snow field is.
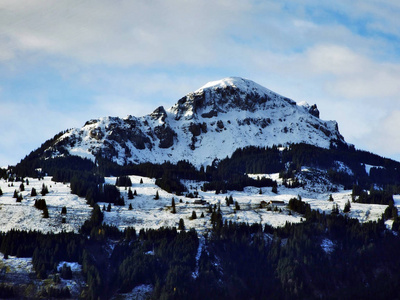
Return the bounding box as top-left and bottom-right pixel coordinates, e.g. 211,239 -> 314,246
100,173 -> 393,234
0,177 -> 92,233
0,172 -> 395,236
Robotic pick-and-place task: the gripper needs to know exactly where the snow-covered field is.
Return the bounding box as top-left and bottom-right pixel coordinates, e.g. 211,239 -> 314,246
0,173 -> 395,235
0,177 -> 91,233
101,173 -> 392,233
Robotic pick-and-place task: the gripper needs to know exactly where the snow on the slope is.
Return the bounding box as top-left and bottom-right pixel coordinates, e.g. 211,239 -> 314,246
196,77 -> 278,98
98,173 -> 392,233
365,164 -> 384,175
0,177 -> 92,233
113,284 -> 153,300
0,171 -> 395,235
192,235 -> 205,279
48,77 -> 344,168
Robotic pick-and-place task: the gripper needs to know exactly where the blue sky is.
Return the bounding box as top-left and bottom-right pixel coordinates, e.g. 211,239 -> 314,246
1,0 -> 400,166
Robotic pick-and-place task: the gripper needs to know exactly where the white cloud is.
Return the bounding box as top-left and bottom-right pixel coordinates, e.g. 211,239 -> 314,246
0,0 -> 250,66
304,44 -> 400,99
365,110 -> 400,159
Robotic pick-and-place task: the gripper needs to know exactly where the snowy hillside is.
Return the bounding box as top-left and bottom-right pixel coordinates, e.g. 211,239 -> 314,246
0,177 -> 91,233
1,172 -> 396,235
41,77 -> 345,167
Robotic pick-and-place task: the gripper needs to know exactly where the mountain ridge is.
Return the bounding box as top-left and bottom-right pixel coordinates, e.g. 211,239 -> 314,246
41,77 -> 345,167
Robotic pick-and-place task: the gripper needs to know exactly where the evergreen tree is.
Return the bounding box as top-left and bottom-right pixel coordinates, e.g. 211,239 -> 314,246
128,188 -> 134,200
61,206 -> 67,214
26,178 -> 29,185
41,184 -> 49,196
200,212 -> 205,218
272,185 -> 278,194
178,218 -> 185,230
229,195 -> 234,205
225,196 -> 230,206
235,201 -> 241,210
0,188 -> 2,196
13,190 -> 18,198
19,183 -> 25,192
343,200 -> 351,213
171,198 -> 176,214
329,194 -> 334,201
31,187 -> 37,197
140,178 -> 143,184
191,210 -> 197,220
133,189 -> 137,196
16,193 -> 23,202
331,204 -> 339,215
43,207 -> 49,218
107,203 -> 112,212
128,203 -> 133,210
154,191 -> 160,200
60,263 -> 72,279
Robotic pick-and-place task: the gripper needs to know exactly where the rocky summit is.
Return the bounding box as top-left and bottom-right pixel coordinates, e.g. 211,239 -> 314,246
42,77 -> 345,166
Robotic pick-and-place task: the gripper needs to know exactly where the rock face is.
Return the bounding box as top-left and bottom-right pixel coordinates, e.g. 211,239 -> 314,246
44,77 -> 346,166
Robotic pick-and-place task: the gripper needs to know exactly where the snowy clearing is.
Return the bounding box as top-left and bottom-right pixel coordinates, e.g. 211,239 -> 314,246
0,172 -> 395,235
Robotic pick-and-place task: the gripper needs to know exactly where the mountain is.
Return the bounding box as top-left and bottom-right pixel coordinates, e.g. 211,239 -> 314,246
41,77 -> 345,167
5,78 -> 400,300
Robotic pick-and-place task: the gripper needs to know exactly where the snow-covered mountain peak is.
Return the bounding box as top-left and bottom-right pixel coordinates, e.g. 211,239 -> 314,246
168,77 -> 299,121
40,77 -> 346,167
196,77 -> 273,96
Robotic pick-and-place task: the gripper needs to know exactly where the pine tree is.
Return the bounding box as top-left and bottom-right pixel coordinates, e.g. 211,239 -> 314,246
61,206 -> 67,214
128,188 -> 134,199
154,191 -> 159,200
178,218 -> 185,230
0,188 -> 2,196
128,203 -> 133,210
41,184 -> 49,196
191,210 -> 197,220
26,178 -> 29,185
200,212 -> 205,218
16,193 -> 23,202
133,189 -> 137,196
43,207 -> 49,218
13,190 -> 18,198
140,178 -> 143,184
272,185 -> 278,194
332,204 -> 339,215
171,198 -> 176,214
19,183 -> 25,192
329,194 -> 334,201
225,196 -> 230,206
235,201 -> 240,210
229,195 -> 234,205
343,200 -> 351,213
60,263 -> 72,279
107,203 -> 111,212
31,187 -> 37,197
